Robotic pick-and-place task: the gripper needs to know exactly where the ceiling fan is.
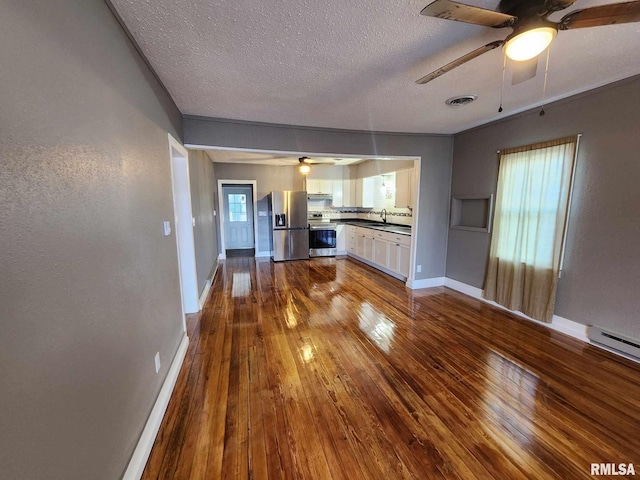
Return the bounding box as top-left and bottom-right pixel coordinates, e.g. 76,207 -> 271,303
416,0 -> 640,85
298,156 -> 337,174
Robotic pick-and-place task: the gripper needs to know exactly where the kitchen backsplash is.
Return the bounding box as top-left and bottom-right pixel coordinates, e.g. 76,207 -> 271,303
308,205 -> 413,226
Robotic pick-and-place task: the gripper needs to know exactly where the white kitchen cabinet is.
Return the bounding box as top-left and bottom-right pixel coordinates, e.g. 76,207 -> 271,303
336,224 -> 346,254
398,244 -> 411,277
332,179 -> 344,207
394,168 -> 414,209
306,178 -> 333,195
342,178 -> 356,207
373,237 -> 389,268
361,177 -> 374,208
347,225 -> 357,254
347,224 -> 412,279
363,235 -> 374,261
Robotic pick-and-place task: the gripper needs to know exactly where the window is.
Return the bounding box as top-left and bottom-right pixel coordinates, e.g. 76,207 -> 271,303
228,193 -> 247,223
484,136 -> 578,322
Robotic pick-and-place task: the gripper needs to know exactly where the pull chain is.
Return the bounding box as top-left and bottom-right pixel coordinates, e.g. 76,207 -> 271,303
499,52 -> 506,113
540,47 -> 551,116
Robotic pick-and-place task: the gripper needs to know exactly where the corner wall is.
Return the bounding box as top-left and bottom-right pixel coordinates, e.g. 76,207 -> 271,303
189,150 -> 219,294
447,75 -> 640,340
184,117 -> 454,280
0,1 -> 185,478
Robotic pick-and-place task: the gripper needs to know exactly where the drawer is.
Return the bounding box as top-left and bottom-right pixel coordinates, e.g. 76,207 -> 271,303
374,230 -> 411,245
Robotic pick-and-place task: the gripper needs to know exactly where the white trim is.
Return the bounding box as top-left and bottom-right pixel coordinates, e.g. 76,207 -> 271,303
168,134 -> 199,324
443,277 -> 588,342
406,276 -> 445,289
407,158 -> 421,287
198,263 -> 217,309
551,315 -> 589,342
122,334 -> 189,480
218,252 -> 226,261
217,180 -> 258,256
255,250 -> 271,258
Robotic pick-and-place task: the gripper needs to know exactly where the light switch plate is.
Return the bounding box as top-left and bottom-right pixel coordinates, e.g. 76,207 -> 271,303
163,221 -> 171,236
154,352 -> 161,373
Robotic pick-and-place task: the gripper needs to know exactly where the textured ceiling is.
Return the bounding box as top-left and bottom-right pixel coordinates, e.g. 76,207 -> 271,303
111,0 -> 640,134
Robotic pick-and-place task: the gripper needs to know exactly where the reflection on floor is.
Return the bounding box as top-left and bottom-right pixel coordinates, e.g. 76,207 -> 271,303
143,256 -> 640,479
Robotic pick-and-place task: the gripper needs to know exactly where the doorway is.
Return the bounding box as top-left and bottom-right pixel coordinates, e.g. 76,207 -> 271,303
168,134 -> 199,321
219,182 -> 257,258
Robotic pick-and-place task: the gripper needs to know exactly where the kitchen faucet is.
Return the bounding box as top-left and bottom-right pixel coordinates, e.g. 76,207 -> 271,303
380,208 -> 387,223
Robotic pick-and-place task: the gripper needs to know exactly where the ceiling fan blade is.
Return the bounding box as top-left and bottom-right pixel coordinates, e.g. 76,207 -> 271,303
511,56 -> 539,85
560,0 -> 640,29
421,0 -> 516,27
416,40 -> 504,84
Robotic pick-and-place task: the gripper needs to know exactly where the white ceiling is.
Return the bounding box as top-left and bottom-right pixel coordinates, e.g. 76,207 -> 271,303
111,0 -> 640,134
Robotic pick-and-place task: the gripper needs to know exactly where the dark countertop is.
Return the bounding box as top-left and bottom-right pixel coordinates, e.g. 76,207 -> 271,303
336,218 -> 412,236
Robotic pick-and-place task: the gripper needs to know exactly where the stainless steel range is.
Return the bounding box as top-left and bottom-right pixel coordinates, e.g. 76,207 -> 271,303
308,213 -> 337,257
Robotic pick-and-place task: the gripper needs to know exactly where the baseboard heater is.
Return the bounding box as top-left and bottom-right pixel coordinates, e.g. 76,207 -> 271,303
587,326 -> 640,360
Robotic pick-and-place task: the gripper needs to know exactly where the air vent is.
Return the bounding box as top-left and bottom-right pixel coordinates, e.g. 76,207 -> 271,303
587,326 -> 640,360
445,95 -> 477,107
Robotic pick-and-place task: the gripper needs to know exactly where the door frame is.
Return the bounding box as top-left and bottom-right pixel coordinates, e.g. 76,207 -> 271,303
217,179 -> 259,259
168,134 -> 200,324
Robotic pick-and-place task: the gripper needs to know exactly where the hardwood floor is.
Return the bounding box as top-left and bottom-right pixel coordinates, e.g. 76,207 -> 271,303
142,257 -> 640,479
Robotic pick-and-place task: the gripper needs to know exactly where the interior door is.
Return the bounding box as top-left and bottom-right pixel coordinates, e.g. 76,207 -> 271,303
223,185 -> 254,250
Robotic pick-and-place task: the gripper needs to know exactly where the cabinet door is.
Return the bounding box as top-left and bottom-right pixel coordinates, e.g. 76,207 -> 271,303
343,179 -> 356,207
363,235 -> 374,261
398,245 -> 411,277
394,169 -> 411,208
356,234 -> 365,256
332,179 -> 343,207
388,242 -> 400,272
319,179 -> 333,194
361,177 -> 375,208
373,238 -> 389,268
306,178 -> 320,193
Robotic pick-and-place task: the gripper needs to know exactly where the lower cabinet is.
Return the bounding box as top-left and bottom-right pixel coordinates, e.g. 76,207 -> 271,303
346,224 -> 411,279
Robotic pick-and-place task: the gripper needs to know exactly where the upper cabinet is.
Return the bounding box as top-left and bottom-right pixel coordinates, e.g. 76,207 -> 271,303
306,178 -> 333,195
335,178 -> 355,208
394,167 -> 414,209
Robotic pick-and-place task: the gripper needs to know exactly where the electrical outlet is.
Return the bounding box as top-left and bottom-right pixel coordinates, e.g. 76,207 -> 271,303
417,264 -> 422,273
154,352 -> 161,373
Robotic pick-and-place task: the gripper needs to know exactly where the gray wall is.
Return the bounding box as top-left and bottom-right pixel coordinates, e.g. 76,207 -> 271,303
189,150 -> 219,294
0,1 -> 185,479
354,159 -> 415,178
212,162 -> 304,253
185,118 -> 454,279
448,75 -> 640,339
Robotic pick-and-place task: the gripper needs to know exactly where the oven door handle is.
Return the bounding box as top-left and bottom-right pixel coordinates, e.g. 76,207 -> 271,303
309,225 -> 337,230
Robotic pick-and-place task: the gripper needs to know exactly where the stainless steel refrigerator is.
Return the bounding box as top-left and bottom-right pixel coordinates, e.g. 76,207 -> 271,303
268,191 -> 309,261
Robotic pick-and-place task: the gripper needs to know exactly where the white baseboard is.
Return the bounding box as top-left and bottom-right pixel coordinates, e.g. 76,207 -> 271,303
255,251 -> 271,258
122,333 -> 189,480
218,253 -> 226,261
443,277 -> 588,343
406,277 -> 445,289
198,265 -> 217,309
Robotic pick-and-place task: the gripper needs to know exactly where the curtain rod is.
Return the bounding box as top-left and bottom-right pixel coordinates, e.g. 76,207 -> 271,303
496,133 -> 582,154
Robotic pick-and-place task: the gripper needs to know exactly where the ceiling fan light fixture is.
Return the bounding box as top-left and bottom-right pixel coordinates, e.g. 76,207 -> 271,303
298,157 -> 312,175
299,163 -> 311,175
504,26 -> 557,61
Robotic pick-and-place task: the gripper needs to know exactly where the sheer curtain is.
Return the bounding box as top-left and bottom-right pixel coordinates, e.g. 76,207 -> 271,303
483,136 -> 578,322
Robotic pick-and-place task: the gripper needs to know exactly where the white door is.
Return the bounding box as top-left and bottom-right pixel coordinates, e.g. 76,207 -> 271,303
223,185 -> 254,250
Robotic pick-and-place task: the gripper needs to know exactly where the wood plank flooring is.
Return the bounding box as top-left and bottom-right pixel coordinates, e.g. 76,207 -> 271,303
142,257 -> 640,479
